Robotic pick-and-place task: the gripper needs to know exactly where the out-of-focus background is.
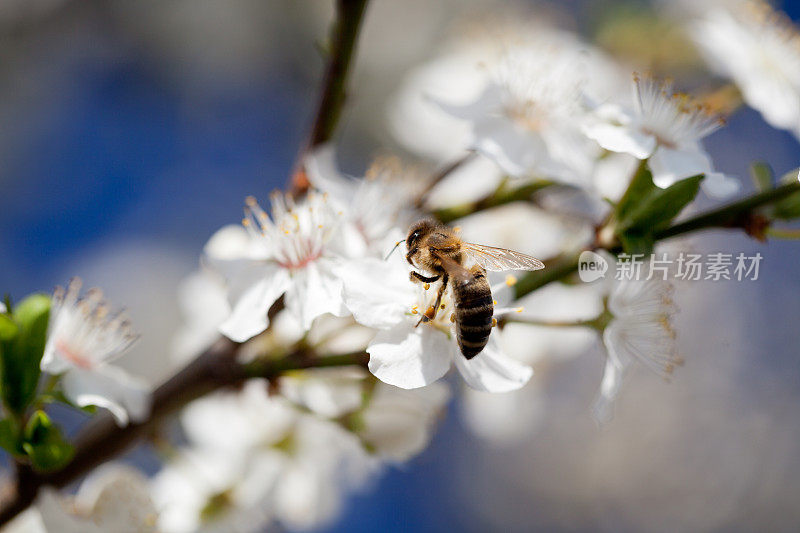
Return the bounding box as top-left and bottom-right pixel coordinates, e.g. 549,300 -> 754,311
1,0 -> 800,531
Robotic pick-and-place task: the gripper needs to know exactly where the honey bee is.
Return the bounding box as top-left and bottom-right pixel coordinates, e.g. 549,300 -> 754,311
401,220 -> 545,359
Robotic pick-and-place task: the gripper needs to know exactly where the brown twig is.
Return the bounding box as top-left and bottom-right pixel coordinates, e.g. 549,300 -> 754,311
289,0 -> 370,197
0,338 -> 368,525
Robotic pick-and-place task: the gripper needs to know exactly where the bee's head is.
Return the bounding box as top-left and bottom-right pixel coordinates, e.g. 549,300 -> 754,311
406,220 -> 437,250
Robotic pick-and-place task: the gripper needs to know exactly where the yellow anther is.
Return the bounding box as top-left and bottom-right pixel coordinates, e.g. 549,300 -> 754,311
515,306 -> 524,313
284,230 -> 290,235
449,314 -> 455,323
492,318 -> 498,327
411,309 -> 419,315
242,218 -> 250,226
505,275 -> 518,286
411,305 -> 418,310
423,283 -> 430,290
439,303 -> 445,310
493,299 -> 498,306
453,226 -> 462,232
245,196 -> 257,206
318,224 -> 324,229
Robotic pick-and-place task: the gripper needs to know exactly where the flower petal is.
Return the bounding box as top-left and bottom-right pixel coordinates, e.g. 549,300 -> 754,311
367,323 -> 452,389
453,335 -> 532,392
338,258 -> 414,330
284,261 -> 347,331
62,365 -> 151,426
582,115 -> 656,159
649,145 -> 711,188
702,171 -> 740,199
219,267 -> 291,342
472,116 -> 549,177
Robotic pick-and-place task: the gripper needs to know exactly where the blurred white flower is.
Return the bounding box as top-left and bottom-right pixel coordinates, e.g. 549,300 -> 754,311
357,381 -> 450,461
171,269 -> 231,365
691,2 -> 800,140
594,275 -> 681,424
206,192 -> 348,342
583,75 -> 739,197
388,45 -> 493,160
434,38 -> 598,184
156,381 -> 379,532
305,147 -> 418,257
41,279 -> 150,426
37,464 -> 157,533
338,256 -> 532,392
0,302 -> 5,313
279,366 -> 366,419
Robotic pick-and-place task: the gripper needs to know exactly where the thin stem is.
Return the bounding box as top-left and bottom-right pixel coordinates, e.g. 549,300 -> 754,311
766,227 -> 800,239
655,181 -> 800,240
290,0 -> 370,196
502,317 -> 597,328
435,179 -> 556,224
514,253 -> 581,299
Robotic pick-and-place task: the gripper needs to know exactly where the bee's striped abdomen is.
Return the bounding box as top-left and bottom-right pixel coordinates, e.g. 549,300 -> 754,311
453,267 -> 493,359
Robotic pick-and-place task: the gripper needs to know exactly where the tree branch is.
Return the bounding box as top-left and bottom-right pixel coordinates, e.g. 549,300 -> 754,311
0,338 -> 368,526
290,0 -> 370,196
514,181 -> 800,299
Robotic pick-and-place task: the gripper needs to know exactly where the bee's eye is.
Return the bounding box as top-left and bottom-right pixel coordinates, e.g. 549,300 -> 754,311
410,231 -> 420,243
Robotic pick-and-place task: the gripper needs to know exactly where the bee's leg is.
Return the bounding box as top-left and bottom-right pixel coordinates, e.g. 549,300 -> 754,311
409,271 -> 440,284
417,273 -> 448,326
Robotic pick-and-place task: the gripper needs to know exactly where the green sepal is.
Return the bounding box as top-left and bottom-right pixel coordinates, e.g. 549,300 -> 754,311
22,410 -> 74,472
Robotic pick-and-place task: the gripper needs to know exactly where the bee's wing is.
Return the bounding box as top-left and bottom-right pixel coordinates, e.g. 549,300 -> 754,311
462,242 -> 545,271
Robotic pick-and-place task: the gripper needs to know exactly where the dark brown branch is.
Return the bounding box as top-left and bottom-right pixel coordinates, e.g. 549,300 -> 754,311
0,338 -> 368,525
290,0 -> 370,196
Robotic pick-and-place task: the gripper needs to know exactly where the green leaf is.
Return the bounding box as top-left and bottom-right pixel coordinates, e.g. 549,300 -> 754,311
1,294 -> 51,414
750,162 -> 773,192
619,231 -> 655,256
614,159 -> 656,223
22,410 -> 73,472
0,418 -> 19,454
618,174 -> 704,232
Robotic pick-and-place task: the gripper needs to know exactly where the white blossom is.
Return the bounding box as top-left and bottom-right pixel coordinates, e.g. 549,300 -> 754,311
171,269 -> 231,365
155,381 -> 379,532
357,380 -> 449,461
36,464 -> 157,533
594,275 -> 681,424
41,279 -> 150,426
206,192 -> 348,342
338,255 -> 532,392
434,38 -> 598,184
305,147 -> 419,257
583,75 -> 739,197
691,1 -> 800,140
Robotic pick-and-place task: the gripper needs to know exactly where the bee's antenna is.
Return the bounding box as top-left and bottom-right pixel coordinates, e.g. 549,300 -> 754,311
384,240 -> 405,261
